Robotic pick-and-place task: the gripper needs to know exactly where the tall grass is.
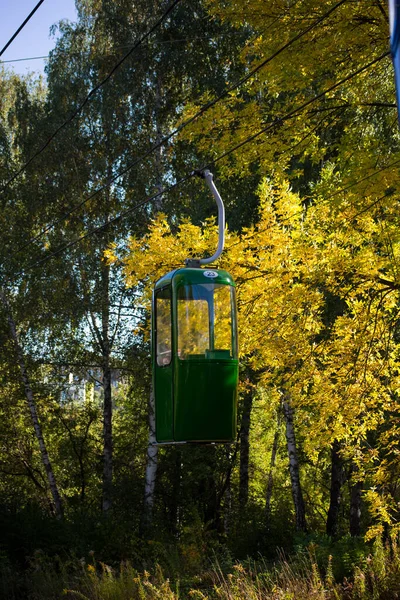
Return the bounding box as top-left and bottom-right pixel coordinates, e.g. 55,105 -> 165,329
2,537 -> 399,599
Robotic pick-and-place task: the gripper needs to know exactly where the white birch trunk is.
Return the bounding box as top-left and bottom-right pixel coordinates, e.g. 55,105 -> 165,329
101,258 -> 113,514
102,358 -> 113,513
140,70 -> 164,535
0,287 -> 63,518
141,388 -> 158,535
239,386 -> 253,506
224,478 -> 232,535
349,465 -> 362,537
282,393 -> 307,531
265,411 -> 280,523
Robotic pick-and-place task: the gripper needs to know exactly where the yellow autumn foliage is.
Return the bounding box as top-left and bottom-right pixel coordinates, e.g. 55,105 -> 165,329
104,0 -> 400,540
107,174 -> 400,536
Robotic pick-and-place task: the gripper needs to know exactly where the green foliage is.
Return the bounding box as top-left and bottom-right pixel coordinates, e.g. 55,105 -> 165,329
1,537 -> 400,599
294,533 -> 372,581
2,0 -> 400,592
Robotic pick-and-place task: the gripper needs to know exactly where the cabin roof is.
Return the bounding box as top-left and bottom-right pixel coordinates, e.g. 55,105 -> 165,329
154,268 -> 235,290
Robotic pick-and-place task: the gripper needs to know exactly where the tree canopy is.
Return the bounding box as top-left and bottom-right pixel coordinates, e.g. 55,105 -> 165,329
0,0 -> 400,589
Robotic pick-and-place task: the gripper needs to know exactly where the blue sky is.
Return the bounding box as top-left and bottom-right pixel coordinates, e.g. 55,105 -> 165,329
0,0 -> 78,76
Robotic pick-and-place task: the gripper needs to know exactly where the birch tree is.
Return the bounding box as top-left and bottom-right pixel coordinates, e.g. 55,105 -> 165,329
0,287 -> 63,518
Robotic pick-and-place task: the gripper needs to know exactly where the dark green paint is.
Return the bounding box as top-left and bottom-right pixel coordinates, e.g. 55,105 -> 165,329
174,359 -> 238,441
154,360 -> 174,442
154,267 -> 236,290
153,268 -> 238,443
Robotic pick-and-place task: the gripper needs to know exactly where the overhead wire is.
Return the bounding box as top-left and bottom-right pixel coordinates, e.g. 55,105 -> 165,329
0,0 -> 46,57
1,54 -> 48,64
14,50 -> 394,280
18,155 -> 400,280
0,0 -> 183,194
9,0 -> 348,259
7,20 -> 279,257
226,157 -> 400,253
14,175 -> 192,278
204,51 -> 390,172
1,0 -> 311,67
0,32 -> 252,64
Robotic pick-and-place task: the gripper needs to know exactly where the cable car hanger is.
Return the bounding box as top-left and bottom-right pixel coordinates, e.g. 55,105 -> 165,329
185,169 -> 225,268
152,169 -> 238,445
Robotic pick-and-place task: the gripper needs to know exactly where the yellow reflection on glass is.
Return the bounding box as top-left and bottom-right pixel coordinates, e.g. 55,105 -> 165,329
177,284 -> 234,360
156,291 -> 172,366
214,286 -> 231,352
178,298 -> 209,358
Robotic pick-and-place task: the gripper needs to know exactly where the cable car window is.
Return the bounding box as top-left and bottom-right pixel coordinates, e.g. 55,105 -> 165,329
177,289 -> 209,359
213,285 -> 236,357
155,287 -> 172,367
230,286 -> 238,358
177,283 -> 236,360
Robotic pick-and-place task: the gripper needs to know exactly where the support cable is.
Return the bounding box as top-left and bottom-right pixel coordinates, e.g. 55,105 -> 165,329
10,0 -> 348,258
16,175 -> 192,277
226,159 -> 400,252
1,32 -> 253,64
204,51 -> 390,172
0,0 -> 45,58
13,50 -> 393,279
18,155 -> 400,280
0,0 -> 183,193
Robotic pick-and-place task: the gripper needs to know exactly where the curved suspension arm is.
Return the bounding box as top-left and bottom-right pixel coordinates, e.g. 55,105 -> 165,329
186,170 -> 225,267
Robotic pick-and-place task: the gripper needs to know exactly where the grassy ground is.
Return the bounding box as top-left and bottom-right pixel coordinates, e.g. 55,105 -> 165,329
1,537 -> 399,599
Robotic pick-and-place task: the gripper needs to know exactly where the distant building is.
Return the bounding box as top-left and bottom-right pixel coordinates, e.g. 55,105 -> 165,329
59,368 -> 122,405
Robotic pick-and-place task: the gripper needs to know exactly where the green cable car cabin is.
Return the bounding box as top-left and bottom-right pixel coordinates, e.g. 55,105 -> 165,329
152,267 -> 238,443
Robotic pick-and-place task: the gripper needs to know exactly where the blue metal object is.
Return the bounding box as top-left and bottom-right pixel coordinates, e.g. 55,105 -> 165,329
389,0 -> 400,121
